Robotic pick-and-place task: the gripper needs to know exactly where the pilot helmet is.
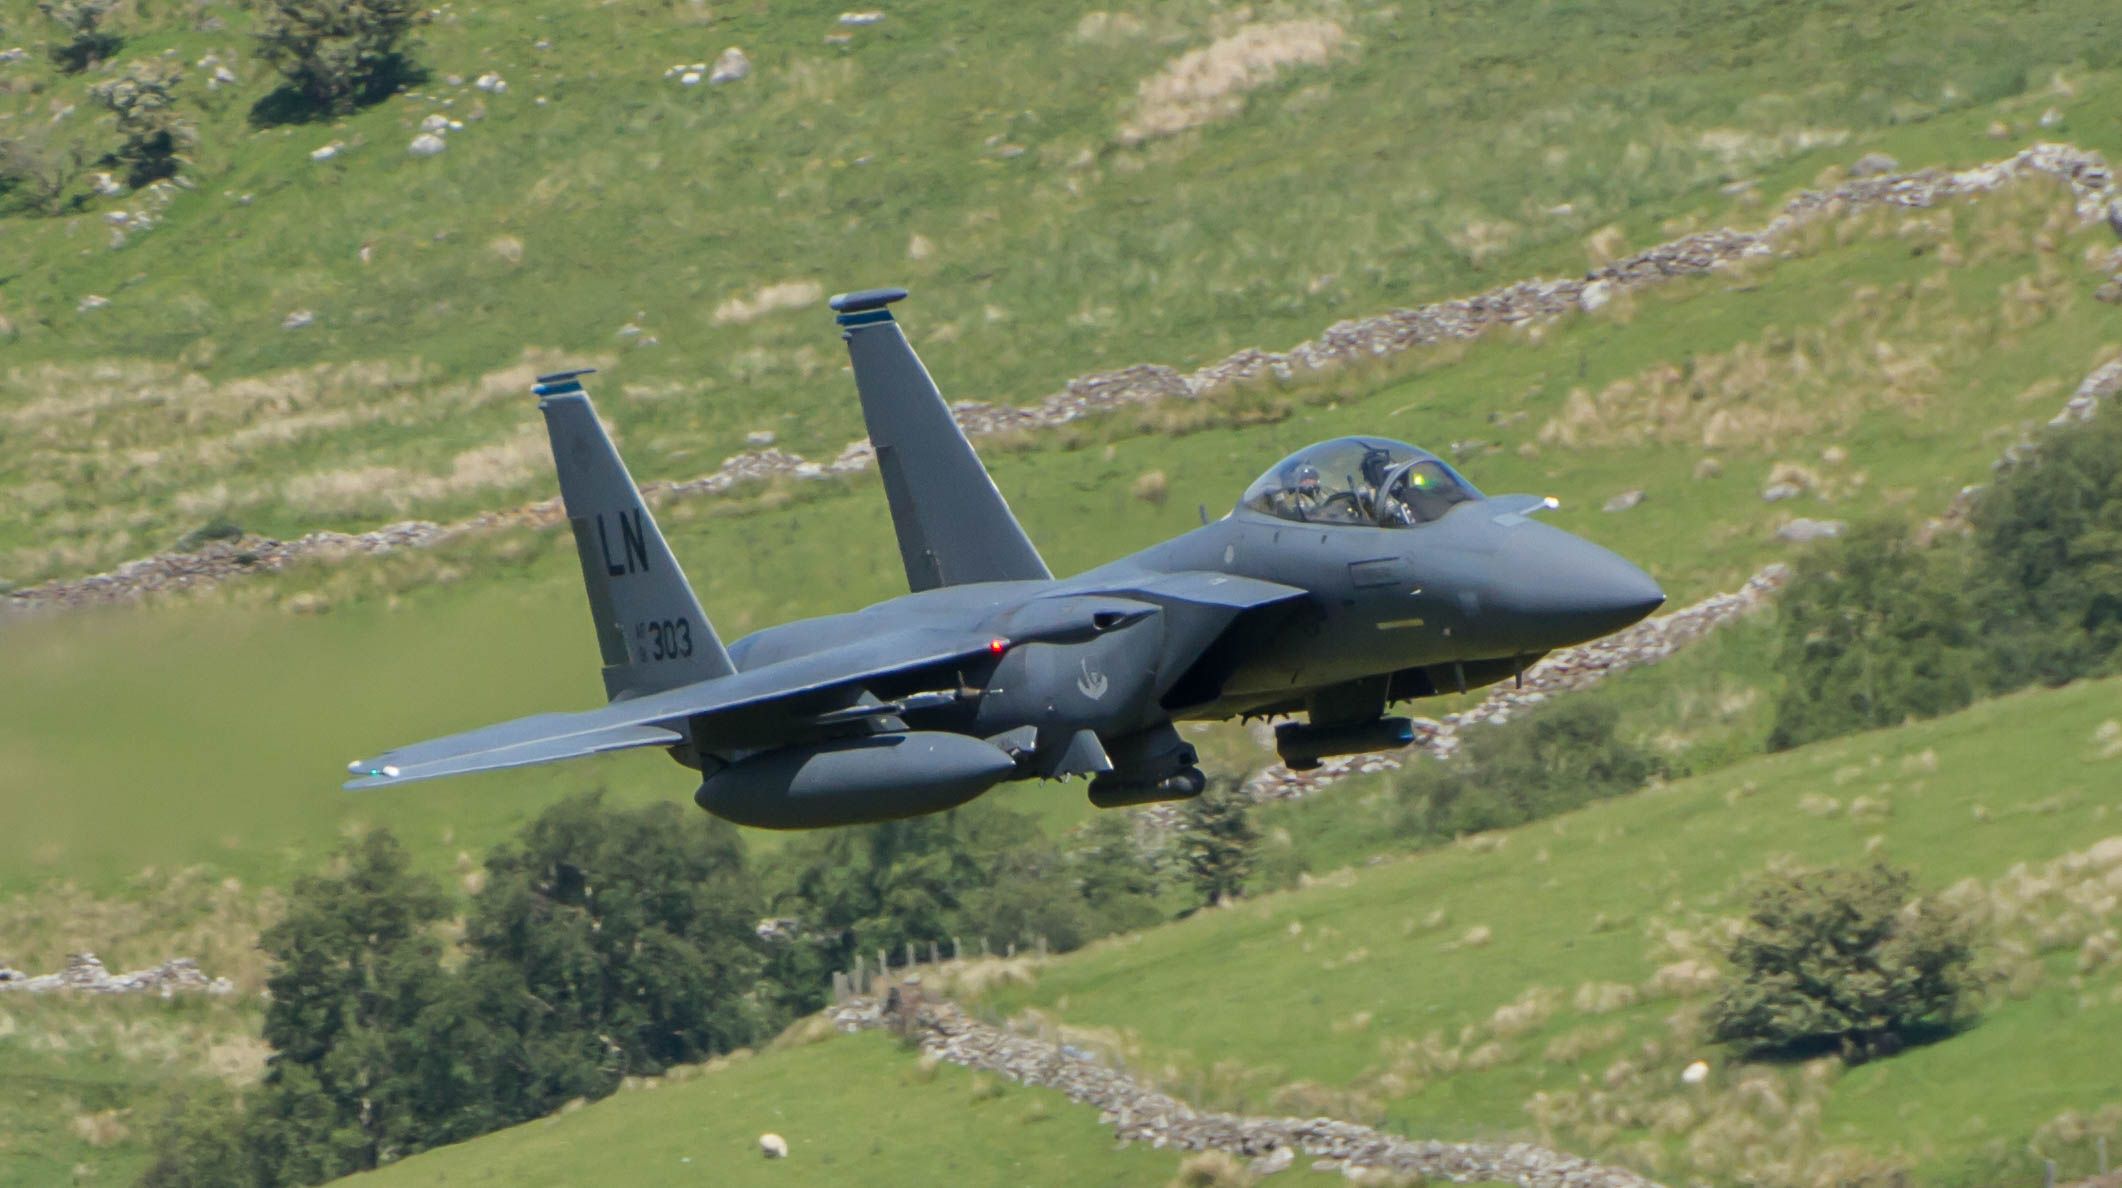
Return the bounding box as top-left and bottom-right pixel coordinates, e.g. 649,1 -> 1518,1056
1291,463 -> 1321,492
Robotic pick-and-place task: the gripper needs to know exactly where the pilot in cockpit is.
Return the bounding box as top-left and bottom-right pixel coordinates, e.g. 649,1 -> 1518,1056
1359,447 -> 1416,526
1269,463 -> 1324,518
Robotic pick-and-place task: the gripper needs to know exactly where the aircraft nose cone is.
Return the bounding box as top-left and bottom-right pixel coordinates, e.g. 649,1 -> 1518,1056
1483,524 -> 1665,648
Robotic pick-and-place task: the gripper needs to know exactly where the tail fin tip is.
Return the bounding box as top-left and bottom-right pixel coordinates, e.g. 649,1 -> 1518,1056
829,286 -> 909,314
533,367 -> 598,397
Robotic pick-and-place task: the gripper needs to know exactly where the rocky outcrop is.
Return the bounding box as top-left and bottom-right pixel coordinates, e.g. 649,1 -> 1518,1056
834,990 -> 1661,1187
0,953 -> 234,997
8,143 -> 2115,616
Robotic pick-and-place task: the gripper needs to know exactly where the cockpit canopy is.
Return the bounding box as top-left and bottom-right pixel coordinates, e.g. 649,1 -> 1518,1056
1239,438 -> 1482,527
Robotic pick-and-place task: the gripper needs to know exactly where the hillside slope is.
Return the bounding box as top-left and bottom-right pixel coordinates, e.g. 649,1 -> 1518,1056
2,0 -> 2120,582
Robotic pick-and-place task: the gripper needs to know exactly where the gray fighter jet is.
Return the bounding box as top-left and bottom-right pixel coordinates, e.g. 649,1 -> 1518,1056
345,288 -> 1663,827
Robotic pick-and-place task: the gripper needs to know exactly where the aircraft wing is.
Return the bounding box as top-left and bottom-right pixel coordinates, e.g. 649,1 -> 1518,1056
344,628 -> 998,790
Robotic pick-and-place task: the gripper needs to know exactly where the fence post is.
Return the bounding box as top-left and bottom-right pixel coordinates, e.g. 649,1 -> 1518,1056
831,971 -> 849,1003
2044,1158 -> 2056,1188
951,935 -> 961,961
980,936 -> 990,958
2101,1135 -> 2110,1175
905,941 -> 916,970
1036,934 -> 1049,960
1006,941 -> 1016,958
854,954 -> 866,991
928,940 -> 940,965
878,949 -> 888,981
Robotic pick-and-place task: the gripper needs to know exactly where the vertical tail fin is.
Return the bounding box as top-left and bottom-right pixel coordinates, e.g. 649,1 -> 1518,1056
534,370 -> 736,700
832,288 -> 1052,592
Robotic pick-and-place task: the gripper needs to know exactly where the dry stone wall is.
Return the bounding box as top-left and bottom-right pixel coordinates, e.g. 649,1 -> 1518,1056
8,142 -> 2114,617
833,990 -> 1662,1186
0,952 -> 233,997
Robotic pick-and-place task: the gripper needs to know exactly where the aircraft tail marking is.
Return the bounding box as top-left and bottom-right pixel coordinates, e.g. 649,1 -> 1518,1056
536,370 -> 736,699
832,288 -> 1052,592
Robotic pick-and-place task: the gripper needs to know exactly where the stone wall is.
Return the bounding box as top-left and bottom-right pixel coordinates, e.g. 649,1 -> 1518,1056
8,142 -> 2113,616
834,989 -> 1663,1186
0,952 -> 233,997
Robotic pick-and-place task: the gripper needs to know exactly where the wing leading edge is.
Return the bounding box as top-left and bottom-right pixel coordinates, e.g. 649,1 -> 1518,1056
343,628 -> 1000,791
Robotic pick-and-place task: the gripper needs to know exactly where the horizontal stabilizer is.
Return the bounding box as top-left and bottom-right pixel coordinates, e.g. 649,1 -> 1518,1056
344,626 -> 1002,791
345,724 -> 683,790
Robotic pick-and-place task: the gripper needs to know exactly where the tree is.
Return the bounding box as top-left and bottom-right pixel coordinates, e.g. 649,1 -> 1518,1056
775,813 -> 987,975
463,793 -> 770,1120
256,828 -> 454,1174
1971,401 -> 2122,689
1767,520 -> 1988,750
251,0 -> 425,117
90,60 -> 193,186
1178,777 -> 1258,907
1707,861 -> 1980,1060
39,0 -> 119,72
1070,811 -> 1167,934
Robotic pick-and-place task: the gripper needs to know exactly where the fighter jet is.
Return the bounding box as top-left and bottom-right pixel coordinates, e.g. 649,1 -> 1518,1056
345,288 -> 1663,827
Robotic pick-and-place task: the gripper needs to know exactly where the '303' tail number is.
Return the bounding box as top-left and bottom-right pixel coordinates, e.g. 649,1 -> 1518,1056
634,617 -> 694,661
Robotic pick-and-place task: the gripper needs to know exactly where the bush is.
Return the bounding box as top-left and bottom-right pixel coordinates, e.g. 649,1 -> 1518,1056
1394,698 -> 1664,840
1766,520 -> 1988,751
1179,777 -> 1258,907
1707,861 -> 1981,1060
90,60 -> 193,187
1971,400 -> 2122,689
251,0 -> 425,118
0,126 -> 89,215
39,0 -> 120,72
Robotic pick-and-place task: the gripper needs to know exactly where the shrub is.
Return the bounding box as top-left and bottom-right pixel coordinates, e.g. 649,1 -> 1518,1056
1395,699 -> 1663,840
39,0 -> 120,72
1970,400 -> 2122,689
0,126 -> 89,215
1707,861 -> 1980,1060
1766,521 -> 1987,751
90,60 -> 193,186
1179,777 -> 1258,907
251,0 -> 425,118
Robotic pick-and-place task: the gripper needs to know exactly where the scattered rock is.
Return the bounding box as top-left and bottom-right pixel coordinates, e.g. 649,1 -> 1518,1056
745,429 -> 777,447
839,10 -> 885,24
2039,107 -> 2064,129
1692,457 -> 1723,480
1761,482 -> 1802,502
474,72 -> 507,94
281,309 -> 315,330
1777,517 -> 1844,543
1851,152 -> 1899,177
710,46 -> 750,84
408,132 -> 447,157
1579,279 -> 1613,312
1602,489 -> 1644,513
1680,1059 -> 1710,1086
680,70 -> 702,86
309,143 -> 340,162
77,294 -> 110,312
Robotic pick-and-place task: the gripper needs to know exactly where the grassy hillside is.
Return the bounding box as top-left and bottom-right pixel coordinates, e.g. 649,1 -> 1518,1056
2,0 -> 2119,582
353,1029 -> 1181,1188
2,154 -> 2114,895
980,676 -> 2122,1184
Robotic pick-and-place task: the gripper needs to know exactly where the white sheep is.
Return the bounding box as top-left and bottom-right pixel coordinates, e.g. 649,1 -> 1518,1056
758,1133 -> 788,1159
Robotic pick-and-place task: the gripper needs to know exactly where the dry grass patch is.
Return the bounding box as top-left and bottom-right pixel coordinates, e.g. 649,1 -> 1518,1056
1119,20 -> 1349,145
711,280 -> 826,326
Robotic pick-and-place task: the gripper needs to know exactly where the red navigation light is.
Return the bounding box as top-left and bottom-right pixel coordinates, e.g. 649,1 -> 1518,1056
988,638 -> 1010,656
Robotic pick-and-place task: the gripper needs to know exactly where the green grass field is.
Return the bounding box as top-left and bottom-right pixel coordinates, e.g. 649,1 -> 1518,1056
981,675 -> 2122,1183
352,1029 -> 1182,1188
